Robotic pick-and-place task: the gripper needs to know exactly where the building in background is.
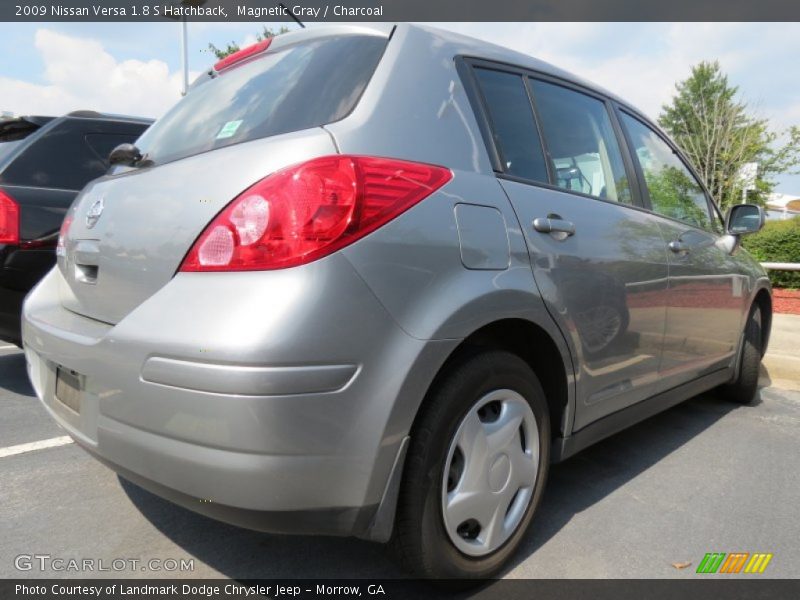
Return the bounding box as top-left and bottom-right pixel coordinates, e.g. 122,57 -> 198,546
766,193 -> 800,220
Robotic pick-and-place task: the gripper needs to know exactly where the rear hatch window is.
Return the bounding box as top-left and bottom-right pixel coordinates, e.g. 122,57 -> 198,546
0,119 -> 148,190
136,34 -> 387,166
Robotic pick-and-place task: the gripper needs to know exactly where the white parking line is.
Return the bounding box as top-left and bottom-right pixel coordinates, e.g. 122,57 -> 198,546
0,436 -> 73,459
0,344 -> 19,350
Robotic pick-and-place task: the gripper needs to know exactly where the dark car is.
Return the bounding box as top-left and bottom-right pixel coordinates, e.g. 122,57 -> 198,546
0,111 -> 151,344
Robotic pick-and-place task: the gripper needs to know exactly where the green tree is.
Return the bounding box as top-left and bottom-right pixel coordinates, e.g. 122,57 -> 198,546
644,165 -> 709,229
659,61 -> 800,211
207,26 -> 290,60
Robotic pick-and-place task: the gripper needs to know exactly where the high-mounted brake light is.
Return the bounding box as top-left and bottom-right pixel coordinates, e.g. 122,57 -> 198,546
0,189 -> 20,245
213,38 -> 272,72
180,156 -> 452,272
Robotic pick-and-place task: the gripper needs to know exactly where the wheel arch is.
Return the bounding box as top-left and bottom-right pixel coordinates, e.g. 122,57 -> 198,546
414,317 -> 574,442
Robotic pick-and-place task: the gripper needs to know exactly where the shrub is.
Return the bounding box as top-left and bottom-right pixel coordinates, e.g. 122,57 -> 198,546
742,216 -> 800,288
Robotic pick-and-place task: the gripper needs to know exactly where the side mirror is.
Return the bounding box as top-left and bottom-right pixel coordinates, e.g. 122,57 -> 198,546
726,204 -> 765,236
108,143 -> 142,166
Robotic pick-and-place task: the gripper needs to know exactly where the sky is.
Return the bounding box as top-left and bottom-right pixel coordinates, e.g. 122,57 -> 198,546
1,21 -> 798,192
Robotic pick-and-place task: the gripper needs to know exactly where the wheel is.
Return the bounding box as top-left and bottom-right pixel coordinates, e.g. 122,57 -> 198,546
392,350 -> 550,579
719,304 -> 762,405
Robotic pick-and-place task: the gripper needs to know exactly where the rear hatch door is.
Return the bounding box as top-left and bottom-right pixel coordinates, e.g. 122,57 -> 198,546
58,31 -> 387,324
59,129 -> 338,324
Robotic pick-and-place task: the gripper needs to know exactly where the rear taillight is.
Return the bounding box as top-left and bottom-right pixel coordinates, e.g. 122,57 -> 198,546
180,155 -> 452,272
0,190 -> 20,245
56,214 -> 73,257
213,39 -> 272,72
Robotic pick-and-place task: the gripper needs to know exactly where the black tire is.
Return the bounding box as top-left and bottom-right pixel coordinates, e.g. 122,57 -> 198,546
391,350 -> 550,579
719,304 -> 762,405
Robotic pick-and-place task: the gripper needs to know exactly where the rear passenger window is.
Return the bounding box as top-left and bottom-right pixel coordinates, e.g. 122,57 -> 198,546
473,68 -> 549,182
620,112 -> 713,231
530,79 -> 631,203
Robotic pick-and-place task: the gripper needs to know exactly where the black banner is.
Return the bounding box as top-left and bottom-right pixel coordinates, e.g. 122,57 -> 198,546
3,579 -> 800,600
2,0 -> 800,22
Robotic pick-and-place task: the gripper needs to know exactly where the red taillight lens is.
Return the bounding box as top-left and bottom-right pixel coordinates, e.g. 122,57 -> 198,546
56,214 -> 73,257
213,39 -> 272,72
0,190 -> 20,245
180,155 -> 452,272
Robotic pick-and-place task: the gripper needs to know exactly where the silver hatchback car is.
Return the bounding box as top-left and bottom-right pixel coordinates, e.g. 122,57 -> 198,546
23,24 -> 771,578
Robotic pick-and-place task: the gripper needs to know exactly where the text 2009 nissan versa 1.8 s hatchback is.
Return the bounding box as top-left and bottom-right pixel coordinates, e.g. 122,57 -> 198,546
24,24 -> 772,578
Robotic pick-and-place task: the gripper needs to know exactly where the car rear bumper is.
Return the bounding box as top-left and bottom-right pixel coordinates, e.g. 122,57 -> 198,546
31,381 -> 377,536
22,256 -> 457,536
0,286 -> 25,345
0,245 -> 56,345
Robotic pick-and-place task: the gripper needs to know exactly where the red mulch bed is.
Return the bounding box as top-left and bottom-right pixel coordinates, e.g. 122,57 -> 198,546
773,288 -> 800,315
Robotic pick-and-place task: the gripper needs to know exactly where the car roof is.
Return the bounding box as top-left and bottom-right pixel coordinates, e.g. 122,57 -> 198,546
269,23 -> 651,124
404,24 -> 636,110
1,111 -> 152,129
62,110 -> 154,125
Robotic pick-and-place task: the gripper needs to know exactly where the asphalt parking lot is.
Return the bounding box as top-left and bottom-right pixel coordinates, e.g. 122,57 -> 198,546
1,340 -> 799,580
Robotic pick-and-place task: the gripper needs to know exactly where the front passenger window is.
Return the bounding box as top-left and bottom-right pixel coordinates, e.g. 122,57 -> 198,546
620,113 -> 713,231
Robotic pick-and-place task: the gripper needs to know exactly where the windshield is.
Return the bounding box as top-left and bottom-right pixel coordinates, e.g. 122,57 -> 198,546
136,34 -> 387,166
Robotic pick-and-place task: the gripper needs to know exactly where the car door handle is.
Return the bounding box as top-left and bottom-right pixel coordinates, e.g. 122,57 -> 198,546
668,240 -> 689,253
533,217 -> 576,237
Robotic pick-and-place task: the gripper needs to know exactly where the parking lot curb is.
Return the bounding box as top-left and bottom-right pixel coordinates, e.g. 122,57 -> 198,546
761,354 -> 800,392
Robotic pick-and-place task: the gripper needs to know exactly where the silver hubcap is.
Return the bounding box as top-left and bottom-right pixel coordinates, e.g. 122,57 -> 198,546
441,389 -> 539,556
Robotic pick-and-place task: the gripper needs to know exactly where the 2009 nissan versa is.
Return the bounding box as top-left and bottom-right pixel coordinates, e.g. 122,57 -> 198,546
23,24 -> 772,578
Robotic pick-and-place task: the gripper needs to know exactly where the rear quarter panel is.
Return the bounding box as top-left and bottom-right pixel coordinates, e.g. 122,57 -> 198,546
331,24 -> 564,342
331,24 -> 577,442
